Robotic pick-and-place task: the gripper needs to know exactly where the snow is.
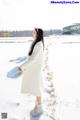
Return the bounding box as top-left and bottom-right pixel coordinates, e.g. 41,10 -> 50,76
0,36 -> 80,120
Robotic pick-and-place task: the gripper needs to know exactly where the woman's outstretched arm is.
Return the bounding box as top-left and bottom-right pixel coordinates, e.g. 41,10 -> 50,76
20,42 -> 43,71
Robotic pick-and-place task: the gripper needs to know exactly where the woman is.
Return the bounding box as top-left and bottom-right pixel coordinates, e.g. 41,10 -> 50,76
20,28 -> 44,116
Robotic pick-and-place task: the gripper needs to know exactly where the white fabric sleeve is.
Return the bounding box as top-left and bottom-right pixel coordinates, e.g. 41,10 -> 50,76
20,42 -> 43,71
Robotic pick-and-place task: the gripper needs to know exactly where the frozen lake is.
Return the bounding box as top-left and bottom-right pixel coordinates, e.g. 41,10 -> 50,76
0,36 -> 80,120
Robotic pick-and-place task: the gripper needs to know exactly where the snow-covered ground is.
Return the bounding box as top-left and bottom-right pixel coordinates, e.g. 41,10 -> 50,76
0,36 -> 80,120
48,35 -> 80,120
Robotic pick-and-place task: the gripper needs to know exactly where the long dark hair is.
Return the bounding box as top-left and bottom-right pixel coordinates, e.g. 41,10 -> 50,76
28,28 -> 44,56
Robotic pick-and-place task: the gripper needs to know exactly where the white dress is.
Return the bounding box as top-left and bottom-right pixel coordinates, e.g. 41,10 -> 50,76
21,41 -> 44,96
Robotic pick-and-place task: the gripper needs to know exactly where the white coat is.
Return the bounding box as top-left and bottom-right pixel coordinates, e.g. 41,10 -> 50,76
21,41 -> 44,96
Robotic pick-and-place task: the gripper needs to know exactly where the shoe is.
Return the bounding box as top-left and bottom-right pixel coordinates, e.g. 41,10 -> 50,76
30,105 -> 43,117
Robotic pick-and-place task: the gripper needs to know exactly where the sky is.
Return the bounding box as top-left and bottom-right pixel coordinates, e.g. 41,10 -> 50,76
0,0 -> 80,30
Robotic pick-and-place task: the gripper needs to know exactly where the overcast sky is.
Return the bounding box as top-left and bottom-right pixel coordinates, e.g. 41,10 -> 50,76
0,0 -> 80,30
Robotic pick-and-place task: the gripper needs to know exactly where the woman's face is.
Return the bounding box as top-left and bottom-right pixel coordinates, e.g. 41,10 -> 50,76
32,30 -> 37,40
